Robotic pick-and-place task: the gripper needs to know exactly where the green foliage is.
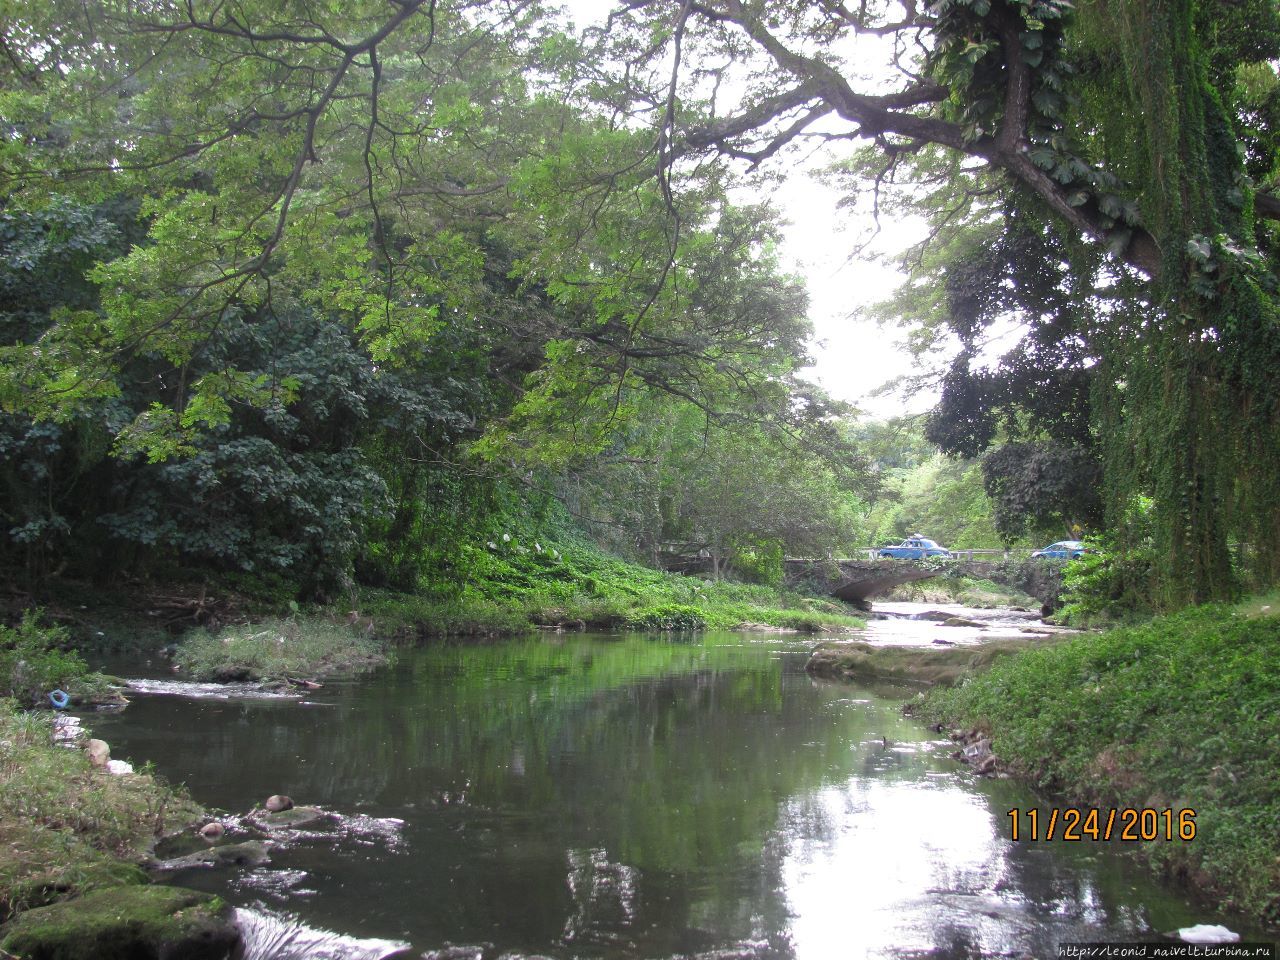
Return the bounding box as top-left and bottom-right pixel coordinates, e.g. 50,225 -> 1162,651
623,604 -> 706,631
0,612 -> 89,707
0,4 -> 866,607
862,444 -> 1011,550
173,616 -> 388,682
980,441 -> 1102,542
926,603 -> 1280,922
363,530 -> 865,638
1057,534 -> 1157,626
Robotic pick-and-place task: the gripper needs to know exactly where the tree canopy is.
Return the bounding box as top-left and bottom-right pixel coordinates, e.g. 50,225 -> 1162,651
1,0 -> 1278,605
589,0 -> 1280,602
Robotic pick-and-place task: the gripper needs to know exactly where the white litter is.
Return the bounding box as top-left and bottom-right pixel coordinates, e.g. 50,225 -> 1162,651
1176,924 -> 1240,944
52,715 -> 84,746
106,759 -> 134,776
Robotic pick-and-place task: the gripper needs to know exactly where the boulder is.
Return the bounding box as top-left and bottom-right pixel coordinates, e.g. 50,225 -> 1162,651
941,617 -> 985,628
199,822 -> 225,841
911,610 -> 956,622
264,794 -> 293,813
0,885 -> 239,960
85,739 -> 110,767
151,840 -> 270,872
254,805 -> 331,832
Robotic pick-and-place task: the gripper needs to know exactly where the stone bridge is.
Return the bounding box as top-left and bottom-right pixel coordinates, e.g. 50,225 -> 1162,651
782,558 -> 1006,609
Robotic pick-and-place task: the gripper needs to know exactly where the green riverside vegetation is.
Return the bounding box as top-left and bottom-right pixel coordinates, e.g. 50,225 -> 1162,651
173,616 -> 389,682
0,700 -> 202,922
924,600 -> 1280,924
363,536 -> 867,638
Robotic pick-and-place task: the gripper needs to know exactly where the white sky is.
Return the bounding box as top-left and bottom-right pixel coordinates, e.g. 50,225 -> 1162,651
768,172 -> 932,420
558,0 -> 936,421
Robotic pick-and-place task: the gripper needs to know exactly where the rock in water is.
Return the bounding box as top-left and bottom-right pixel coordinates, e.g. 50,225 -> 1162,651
199,821 -> 225,840
256,805 -> 330,831
153,841 -> 270,871
264,794 -> 294,812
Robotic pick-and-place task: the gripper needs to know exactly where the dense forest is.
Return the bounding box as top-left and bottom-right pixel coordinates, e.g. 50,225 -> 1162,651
0,0 -> 1277,612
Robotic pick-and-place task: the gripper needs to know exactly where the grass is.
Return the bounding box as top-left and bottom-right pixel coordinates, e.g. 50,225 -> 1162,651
361,539 -> 866,639
923,599 -> 1280,925
0,699 -> 202,921
173,615 -> 389,682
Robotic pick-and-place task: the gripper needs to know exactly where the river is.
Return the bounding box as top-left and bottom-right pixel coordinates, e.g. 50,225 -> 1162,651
86,605 -> 1223,959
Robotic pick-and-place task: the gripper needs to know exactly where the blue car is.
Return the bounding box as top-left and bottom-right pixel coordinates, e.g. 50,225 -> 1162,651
878,536 -> 952,560
1032,540 -> 1087,560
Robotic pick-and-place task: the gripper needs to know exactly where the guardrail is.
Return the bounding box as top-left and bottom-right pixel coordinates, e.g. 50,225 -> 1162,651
786,550 -> 1036,562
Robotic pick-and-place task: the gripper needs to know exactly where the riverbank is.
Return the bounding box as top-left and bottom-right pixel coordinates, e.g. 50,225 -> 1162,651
923,597 -> 1280,927
162,543 -> 866,682
0,700 -> 206,918
878,574 -> 1038,609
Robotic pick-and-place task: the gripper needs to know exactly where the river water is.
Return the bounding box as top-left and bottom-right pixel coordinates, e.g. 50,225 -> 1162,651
87,606 -> 1224,959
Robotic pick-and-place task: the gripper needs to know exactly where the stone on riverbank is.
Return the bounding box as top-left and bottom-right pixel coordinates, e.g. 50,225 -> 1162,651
0,885 -> 239,960
84,739 -> 110,766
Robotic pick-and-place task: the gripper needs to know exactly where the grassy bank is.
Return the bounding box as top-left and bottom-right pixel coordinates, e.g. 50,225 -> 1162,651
174,616 -> 388,682
0,700 -> 202,921
362,538 -> 865,639
167,542 -> 864,682
924,600 -> 1280,925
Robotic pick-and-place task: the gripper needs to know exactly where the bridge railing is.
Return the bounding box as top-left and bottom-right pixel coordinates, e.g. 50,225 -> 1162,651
785,549 -> 1035,562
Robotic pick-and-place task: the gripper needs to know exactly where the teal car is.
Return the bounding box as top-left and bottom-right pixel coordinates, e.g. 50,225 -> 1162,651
878,536 -> 952,559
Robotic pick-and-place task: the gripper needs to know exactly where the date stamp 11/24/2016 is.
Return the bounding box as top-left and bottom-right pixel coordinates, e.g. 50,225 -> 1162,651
1007,807 -> 1197,842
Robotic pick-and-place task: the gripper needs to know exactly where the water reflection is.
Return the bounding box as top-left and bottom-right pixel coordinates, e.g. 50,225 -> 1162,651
90,629 -> 1209,958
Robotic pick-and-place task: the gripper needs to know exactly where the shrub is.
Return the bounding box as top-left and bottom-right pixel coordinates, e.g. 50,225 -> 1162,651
0,612 -> 89,707
1058,536 -> 1156,624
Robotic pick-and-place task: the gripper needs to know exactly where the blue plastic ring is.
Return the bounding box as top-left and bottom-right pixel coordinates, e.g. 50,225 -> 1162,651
48,689 -> 70,709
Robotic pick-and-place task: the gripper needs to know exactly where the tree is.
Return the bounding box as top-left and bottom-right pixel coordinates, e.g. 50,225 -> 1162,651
597,0 -> 1280,603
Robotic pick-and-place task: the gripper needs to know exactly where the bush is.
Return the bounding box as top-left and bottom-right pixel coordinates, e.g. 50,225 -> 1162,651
0,612 -> 89,708
1057,536 -> 1156,624
623,604 -> 706,631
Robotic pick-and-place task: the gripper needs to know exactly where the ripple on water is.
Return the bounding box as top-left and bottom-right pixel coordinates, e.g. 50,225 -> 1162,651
123,678 -> 300,700
233,868 -> 315,900
233,906 -> 410,960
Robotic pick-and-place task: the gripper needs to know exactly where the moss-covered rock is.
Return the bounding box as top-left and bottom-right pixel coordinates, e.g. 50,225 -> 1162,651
252,806 -> 332,831
0,885 -> 238,960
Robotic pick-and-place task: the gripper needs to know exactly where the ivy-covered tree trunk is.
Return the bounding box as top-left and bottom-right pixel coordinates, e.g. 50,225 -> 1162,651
1096,0 -> 1280,604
